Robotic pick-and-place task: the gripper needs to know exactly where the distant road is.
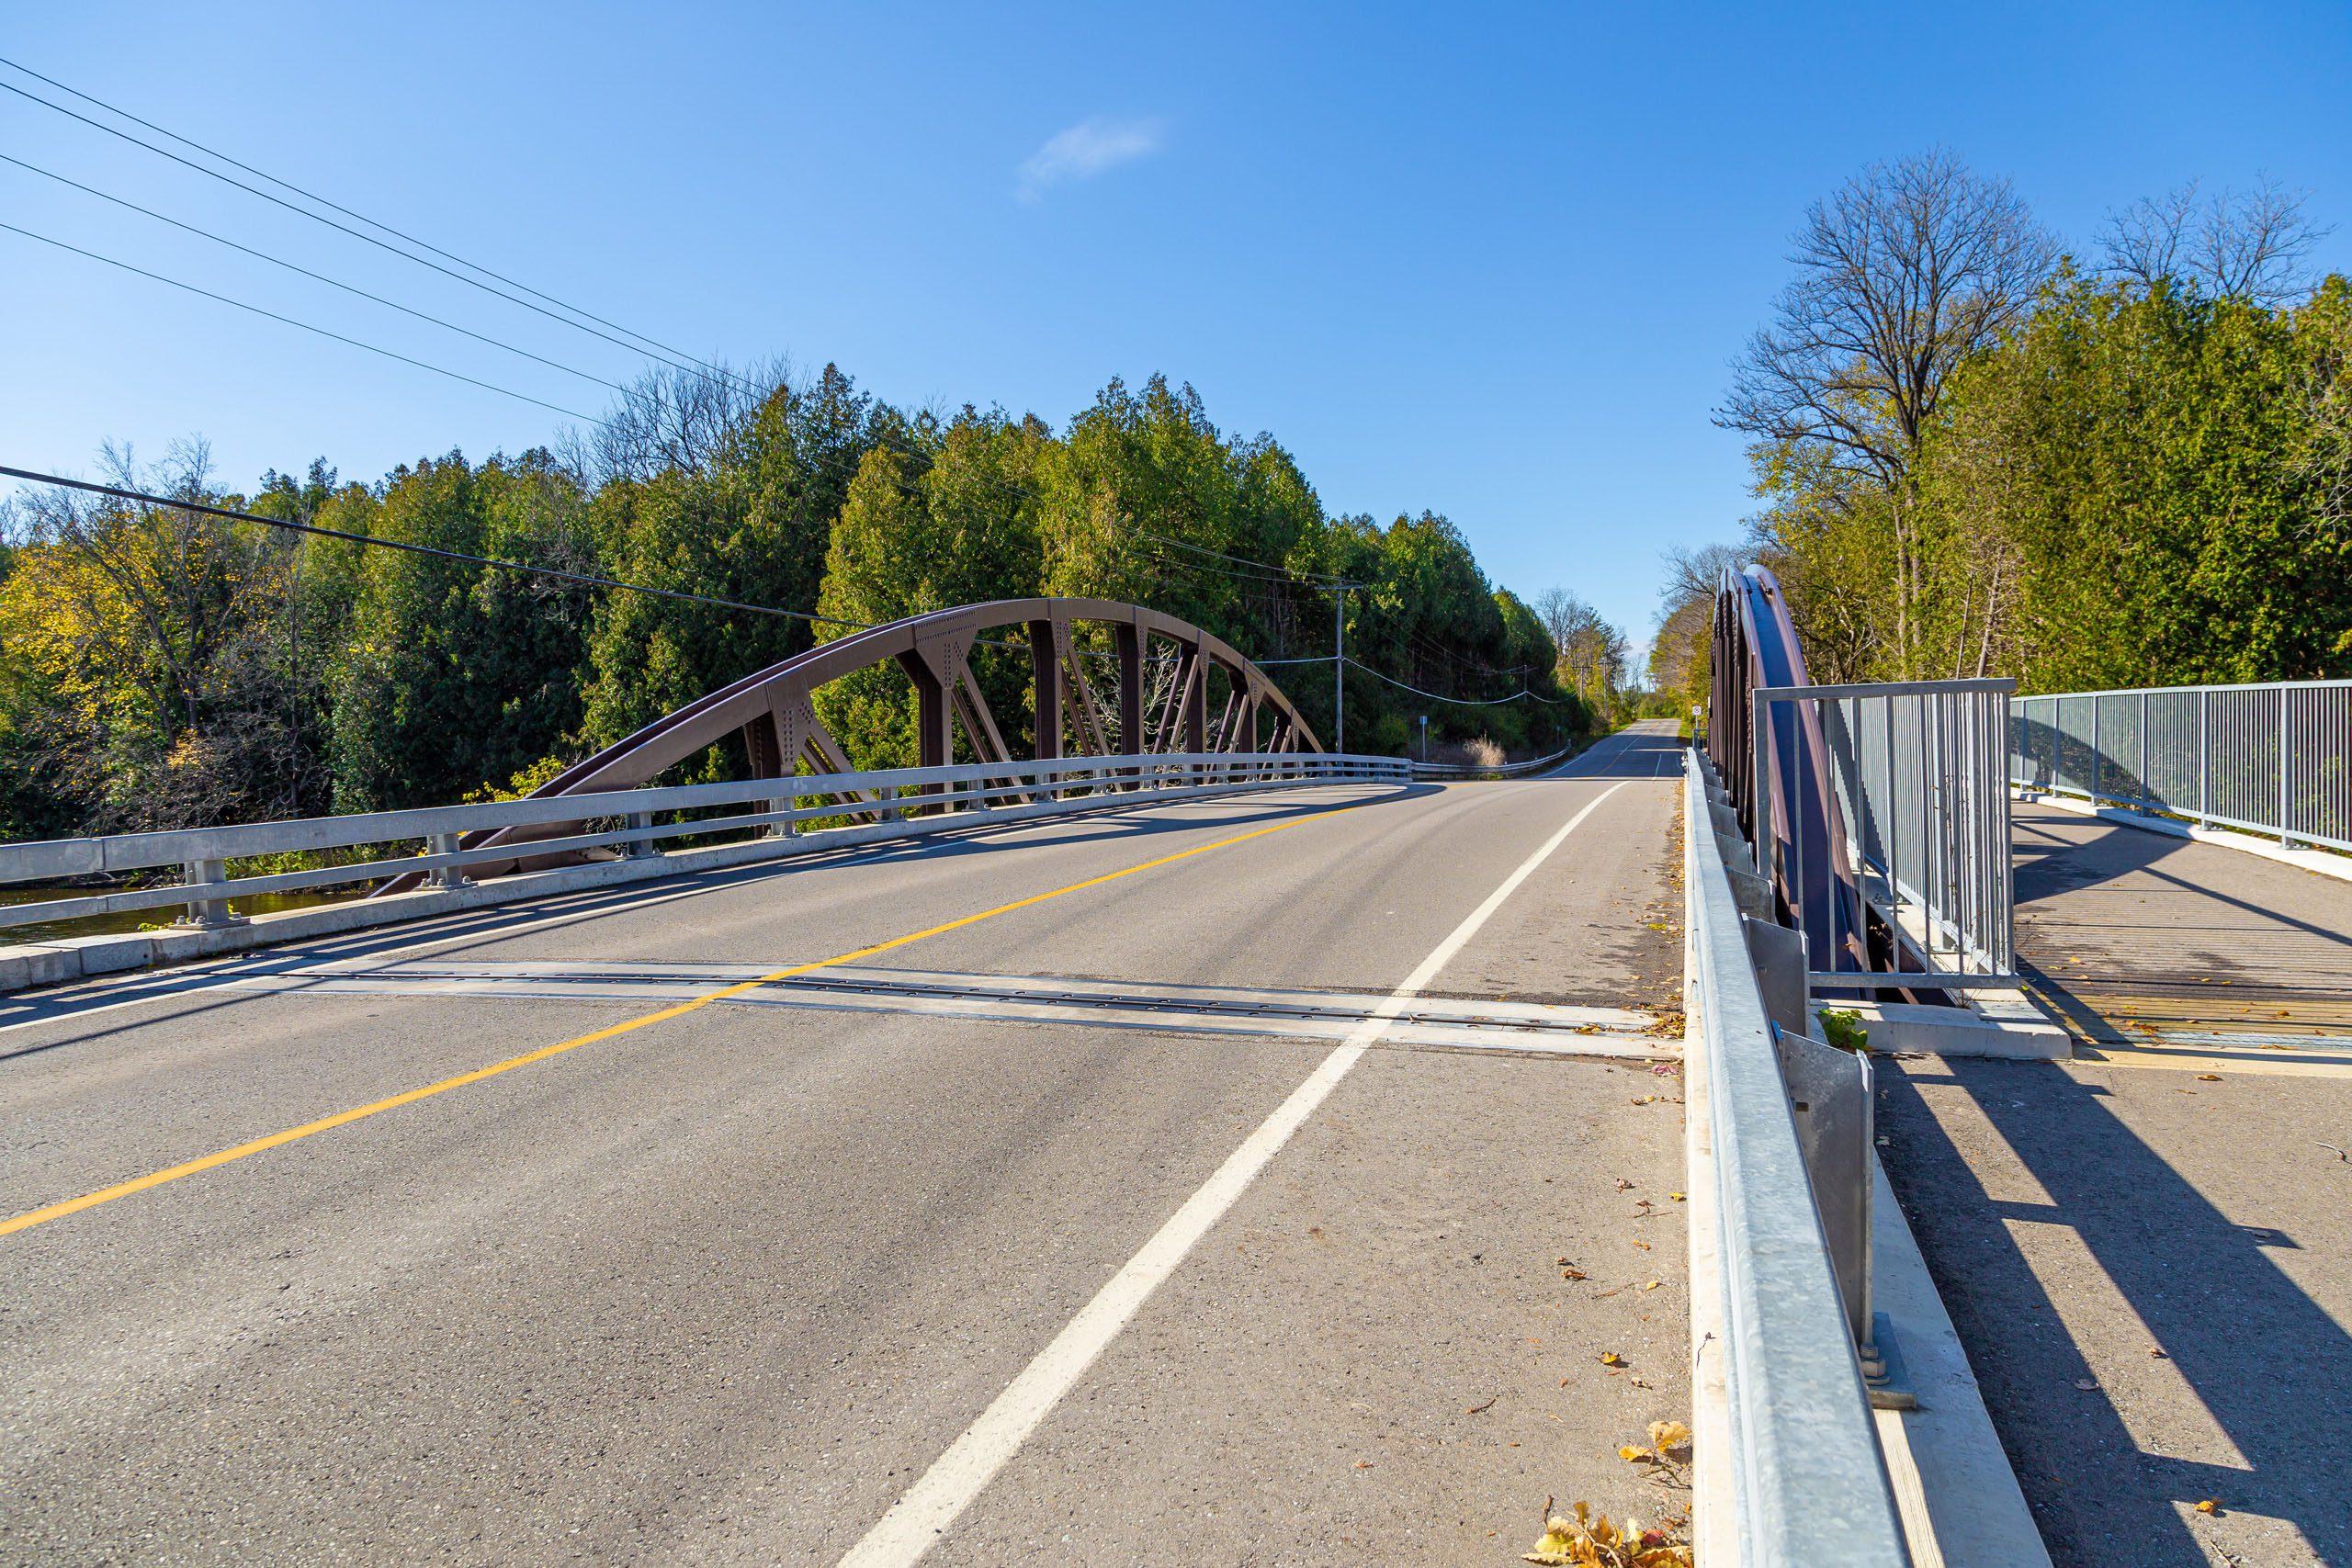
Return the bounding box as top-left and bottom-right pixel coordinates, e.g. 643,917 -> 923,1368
4,723 -> 1690,1566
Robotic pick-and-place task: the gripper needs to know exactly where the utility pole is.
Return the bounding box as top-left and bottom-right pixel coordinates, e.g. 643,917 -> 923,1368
1334,584 -> 1345,752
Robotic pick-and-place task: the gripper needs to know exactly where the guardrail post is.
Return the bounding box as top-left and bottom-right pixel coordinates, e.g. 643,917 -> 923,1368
624,811 -> 659,857
424,832 -> 472,888
174,859 -> 246,928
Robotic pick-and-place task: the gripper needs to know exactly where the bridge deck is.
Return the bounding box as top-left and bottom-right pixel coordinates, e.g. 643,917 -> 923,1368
2,725 -> 1689,1566
1880,805 -> 2352,1568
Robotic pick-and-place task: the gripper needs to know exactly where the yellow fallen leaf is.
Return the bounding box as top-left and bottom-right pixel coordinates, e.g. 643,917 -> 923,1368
2195,1498 -> 2222,1515
1668,1192 -> 1686,1201
1619,1445 -> 1646,1461
1600,1351 -> 1624,1366
1632,1238 -> 1652,1250
1642,1280 -> 1662,1291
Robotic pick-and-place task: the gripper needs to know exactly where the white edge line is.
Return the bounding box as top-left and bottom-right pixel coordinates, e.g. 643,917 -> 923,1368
832,778 -> 1634,1568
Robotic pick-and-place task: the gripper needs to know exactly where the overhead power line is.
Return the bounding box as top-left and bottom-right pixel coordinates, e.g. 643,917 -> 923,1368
0,54 -> 741,389
1,221 -> 607,426
1341,656 -> 1573,706
0,153 -> 631,396
0,73 -> 757,401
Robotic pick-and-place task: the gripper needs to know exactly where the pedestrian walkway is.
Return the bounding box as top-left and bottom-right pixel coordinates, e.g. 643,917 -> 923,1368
1877,806 -> 2352,1568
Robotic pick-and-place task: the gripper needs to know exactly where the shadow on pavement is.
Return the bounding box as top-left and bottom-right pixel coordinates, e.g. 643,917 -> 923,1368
1880,1056 -> 2352,1567
0,784 -> 1434,1055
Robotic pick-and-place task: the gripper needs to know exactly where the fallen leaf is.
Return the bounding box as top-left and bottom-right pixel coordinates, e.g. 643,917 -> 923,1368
1353,1460 -> 1372,1470
2195,1498 -> 2222,1515
2075,1378 -> 2098,1391
1467,1394 -> 1498,1415
1599,1351 -> 1624,1366
2149,1346 -> 2168,1359
1615,1178 -> 1634,1191
1632,1238 -> 1652,1250
1561,1267 -> 1589,1280
1642,1280 -> 1662,1292
2198,1073 -> 2222,1081
1668,1192 -> 1686,1202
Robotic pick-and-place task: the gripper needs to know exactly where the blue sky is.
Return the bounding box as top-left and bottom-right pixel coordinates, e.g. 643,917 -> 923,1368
5,2 -> 2349,647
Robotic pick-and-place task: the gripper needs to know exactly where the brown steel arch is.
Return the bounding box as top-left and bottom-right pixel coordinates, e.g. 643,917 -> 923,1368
383,597 -> 1322,889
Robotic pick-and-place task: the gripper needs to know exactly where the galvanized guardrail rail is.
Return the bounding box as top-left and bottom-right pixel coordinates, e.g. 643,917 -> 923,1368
1684,747 -> 1911,1566
2010,679 -> 2352,852
0,751 -> 1409,937
1409,738 -> 1581,780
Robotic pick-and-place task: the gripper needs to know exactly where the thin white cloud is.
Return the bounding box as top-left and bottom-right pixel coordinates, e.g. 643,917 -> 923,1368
1017,116 -> 1165,201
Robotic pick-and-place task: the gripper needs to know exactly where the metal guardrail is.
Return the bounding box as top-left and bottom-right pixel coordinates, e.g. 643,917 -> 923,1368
0,751 -> 1409,934
2010,680 -> 2352,852
1409,738 -> 1580,780
1683,749 -> 1912,1565
1755,681 -> 2018,990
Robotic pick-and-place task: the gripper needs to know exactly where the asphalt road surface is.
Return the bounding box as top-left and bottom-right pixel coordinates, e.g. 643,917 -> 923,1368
3,723 -> 1689,1567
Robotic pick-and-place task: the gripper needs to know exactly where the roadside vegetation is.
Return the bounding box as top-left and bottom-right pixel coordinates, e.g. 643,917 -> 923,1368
1651,152 -> 2351,708
0,373 -> 1643,843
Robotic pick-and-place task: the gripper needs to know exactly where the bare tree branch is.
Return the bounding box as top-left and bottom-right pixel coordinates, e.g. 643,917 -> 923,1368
1715,149 -> 2056,485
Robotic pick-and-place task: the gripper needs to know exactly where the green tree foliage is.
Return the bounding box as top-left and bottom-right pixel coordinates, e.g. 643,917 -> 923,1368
326,450 -> 597,811
1747,273 -> 2352,690
0,367 -> 1589,840
1730,155 -> 2349,695
814,409 -> 1047,766
580,366 -> 890,754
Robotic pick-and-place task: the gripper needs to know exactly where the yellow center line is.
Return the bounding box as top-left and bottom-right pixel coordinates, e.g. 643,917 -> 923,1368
2,801 -> 1368,1240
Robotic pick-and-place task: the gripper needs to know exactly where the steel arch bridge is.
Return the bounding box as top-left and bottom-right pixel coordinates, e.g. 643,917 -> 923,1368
391,597 -> 1324,888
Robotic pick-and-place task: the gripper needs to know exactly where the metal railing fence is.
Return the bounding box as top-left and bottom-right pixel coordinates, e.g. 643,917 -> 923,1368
1753,681 -> 2016,989
1682,750 -> 1912,1565
2009,680 -> 2352,852
0,750 -> 1408,935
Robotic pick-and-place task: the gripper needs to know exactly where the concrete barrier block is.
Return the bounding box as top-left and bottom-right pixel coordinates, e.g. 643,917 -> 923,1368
1826,999 -> 2069,1060
51,931 -> 158,976
0,943 -> 77,993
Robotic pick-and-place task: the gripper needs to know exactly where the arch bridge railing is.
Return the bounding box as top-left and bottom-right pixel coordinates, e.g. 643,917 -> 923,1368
0,599 -> 1403,953
0,751 -> 1403,941
379,595 -> 1329,891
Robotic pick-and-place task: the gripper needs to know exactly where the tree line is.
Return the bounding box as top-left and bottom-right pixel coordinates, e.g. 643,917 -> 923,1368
1651,152 -> 2351,708
0,371 -> 1608,841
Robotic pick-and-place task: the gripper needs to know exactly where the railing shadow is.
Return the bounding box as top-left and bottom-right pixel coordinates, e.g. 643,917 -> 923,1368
0,781 -> 1432,1056
1880,1057 -> 2352,1565
2014,807 -> 2352,962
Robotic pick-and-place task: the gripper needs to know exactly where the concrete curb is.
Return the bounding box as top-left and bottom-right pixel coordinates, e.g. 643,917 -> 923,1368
1869,1155 -> 2052,1567
1826,999 -> 2070,1061
2014,789 -> 2352,885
